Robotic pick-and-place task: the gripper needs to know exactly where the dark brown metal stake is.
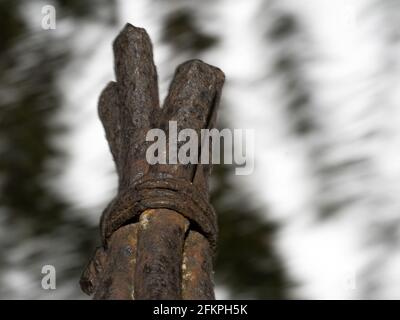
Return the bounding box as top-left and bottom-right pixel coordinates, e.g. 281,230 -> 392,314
79,23 -> 225,300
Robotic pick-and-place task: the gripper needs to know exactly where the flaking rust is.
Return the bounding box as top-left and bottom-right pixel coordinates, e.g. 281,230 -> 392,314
80,23 -> 225,300
182,231 -> 215,299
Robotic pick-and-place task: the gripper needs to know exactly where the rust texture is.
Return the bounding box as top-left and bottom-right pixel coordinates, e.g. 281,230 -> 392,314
182,231 -> 215,300
80,23 -> 225,300
93,224 -> 139,299
135,209 -> 189,299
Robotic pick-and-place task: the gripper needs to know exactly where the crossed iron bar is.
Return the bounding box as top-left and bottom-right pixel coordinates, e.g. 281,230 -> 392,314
79,24 -> 225,300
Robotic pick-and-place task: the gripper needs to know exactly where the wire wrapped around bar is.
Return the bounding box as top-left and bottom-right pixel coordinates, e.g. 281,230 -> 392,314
100,173 -> 218,253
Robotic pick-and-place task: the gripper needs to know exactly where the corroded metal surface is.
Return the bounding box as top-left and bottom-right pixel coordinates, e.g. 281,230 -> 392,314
80,246 -> 107,295
80,23 -> 225,300
182,231 -> 215,300
80,224 -> 138,299
134,209 -> 189,299
93,224 -> 139,299
100,174 -> 218,251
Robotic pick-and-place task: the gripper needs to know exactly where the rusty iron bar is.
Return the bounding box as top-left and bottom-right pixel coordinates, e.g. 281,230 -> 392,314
79,24 -> 224,300
134,209 -> 188,299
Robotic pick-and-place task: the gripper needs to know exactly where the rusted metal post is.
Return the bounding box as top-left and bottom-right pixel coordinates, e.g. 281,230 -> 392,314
79,24 -> 224,300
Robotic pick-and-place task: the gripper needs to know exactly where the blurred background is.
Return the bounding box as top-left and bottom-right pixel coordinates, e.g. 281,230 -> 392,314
1,0 -> 400,299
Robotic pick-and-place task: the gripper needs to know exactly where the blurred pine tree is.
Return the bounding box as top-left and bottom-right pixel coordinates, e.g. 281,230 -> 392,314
0,0 -> 116,298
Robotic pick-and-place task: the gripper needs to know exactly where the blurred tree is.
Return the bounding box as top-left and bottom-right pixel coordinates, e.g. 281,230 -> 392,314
262,4 -> 317,137
162,9 -> 218,53
211,164 -> 290,298
351,0 -> 400,298
262,1 -> 361,221
263,0 -> 399,299
0,0 -> 115,298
